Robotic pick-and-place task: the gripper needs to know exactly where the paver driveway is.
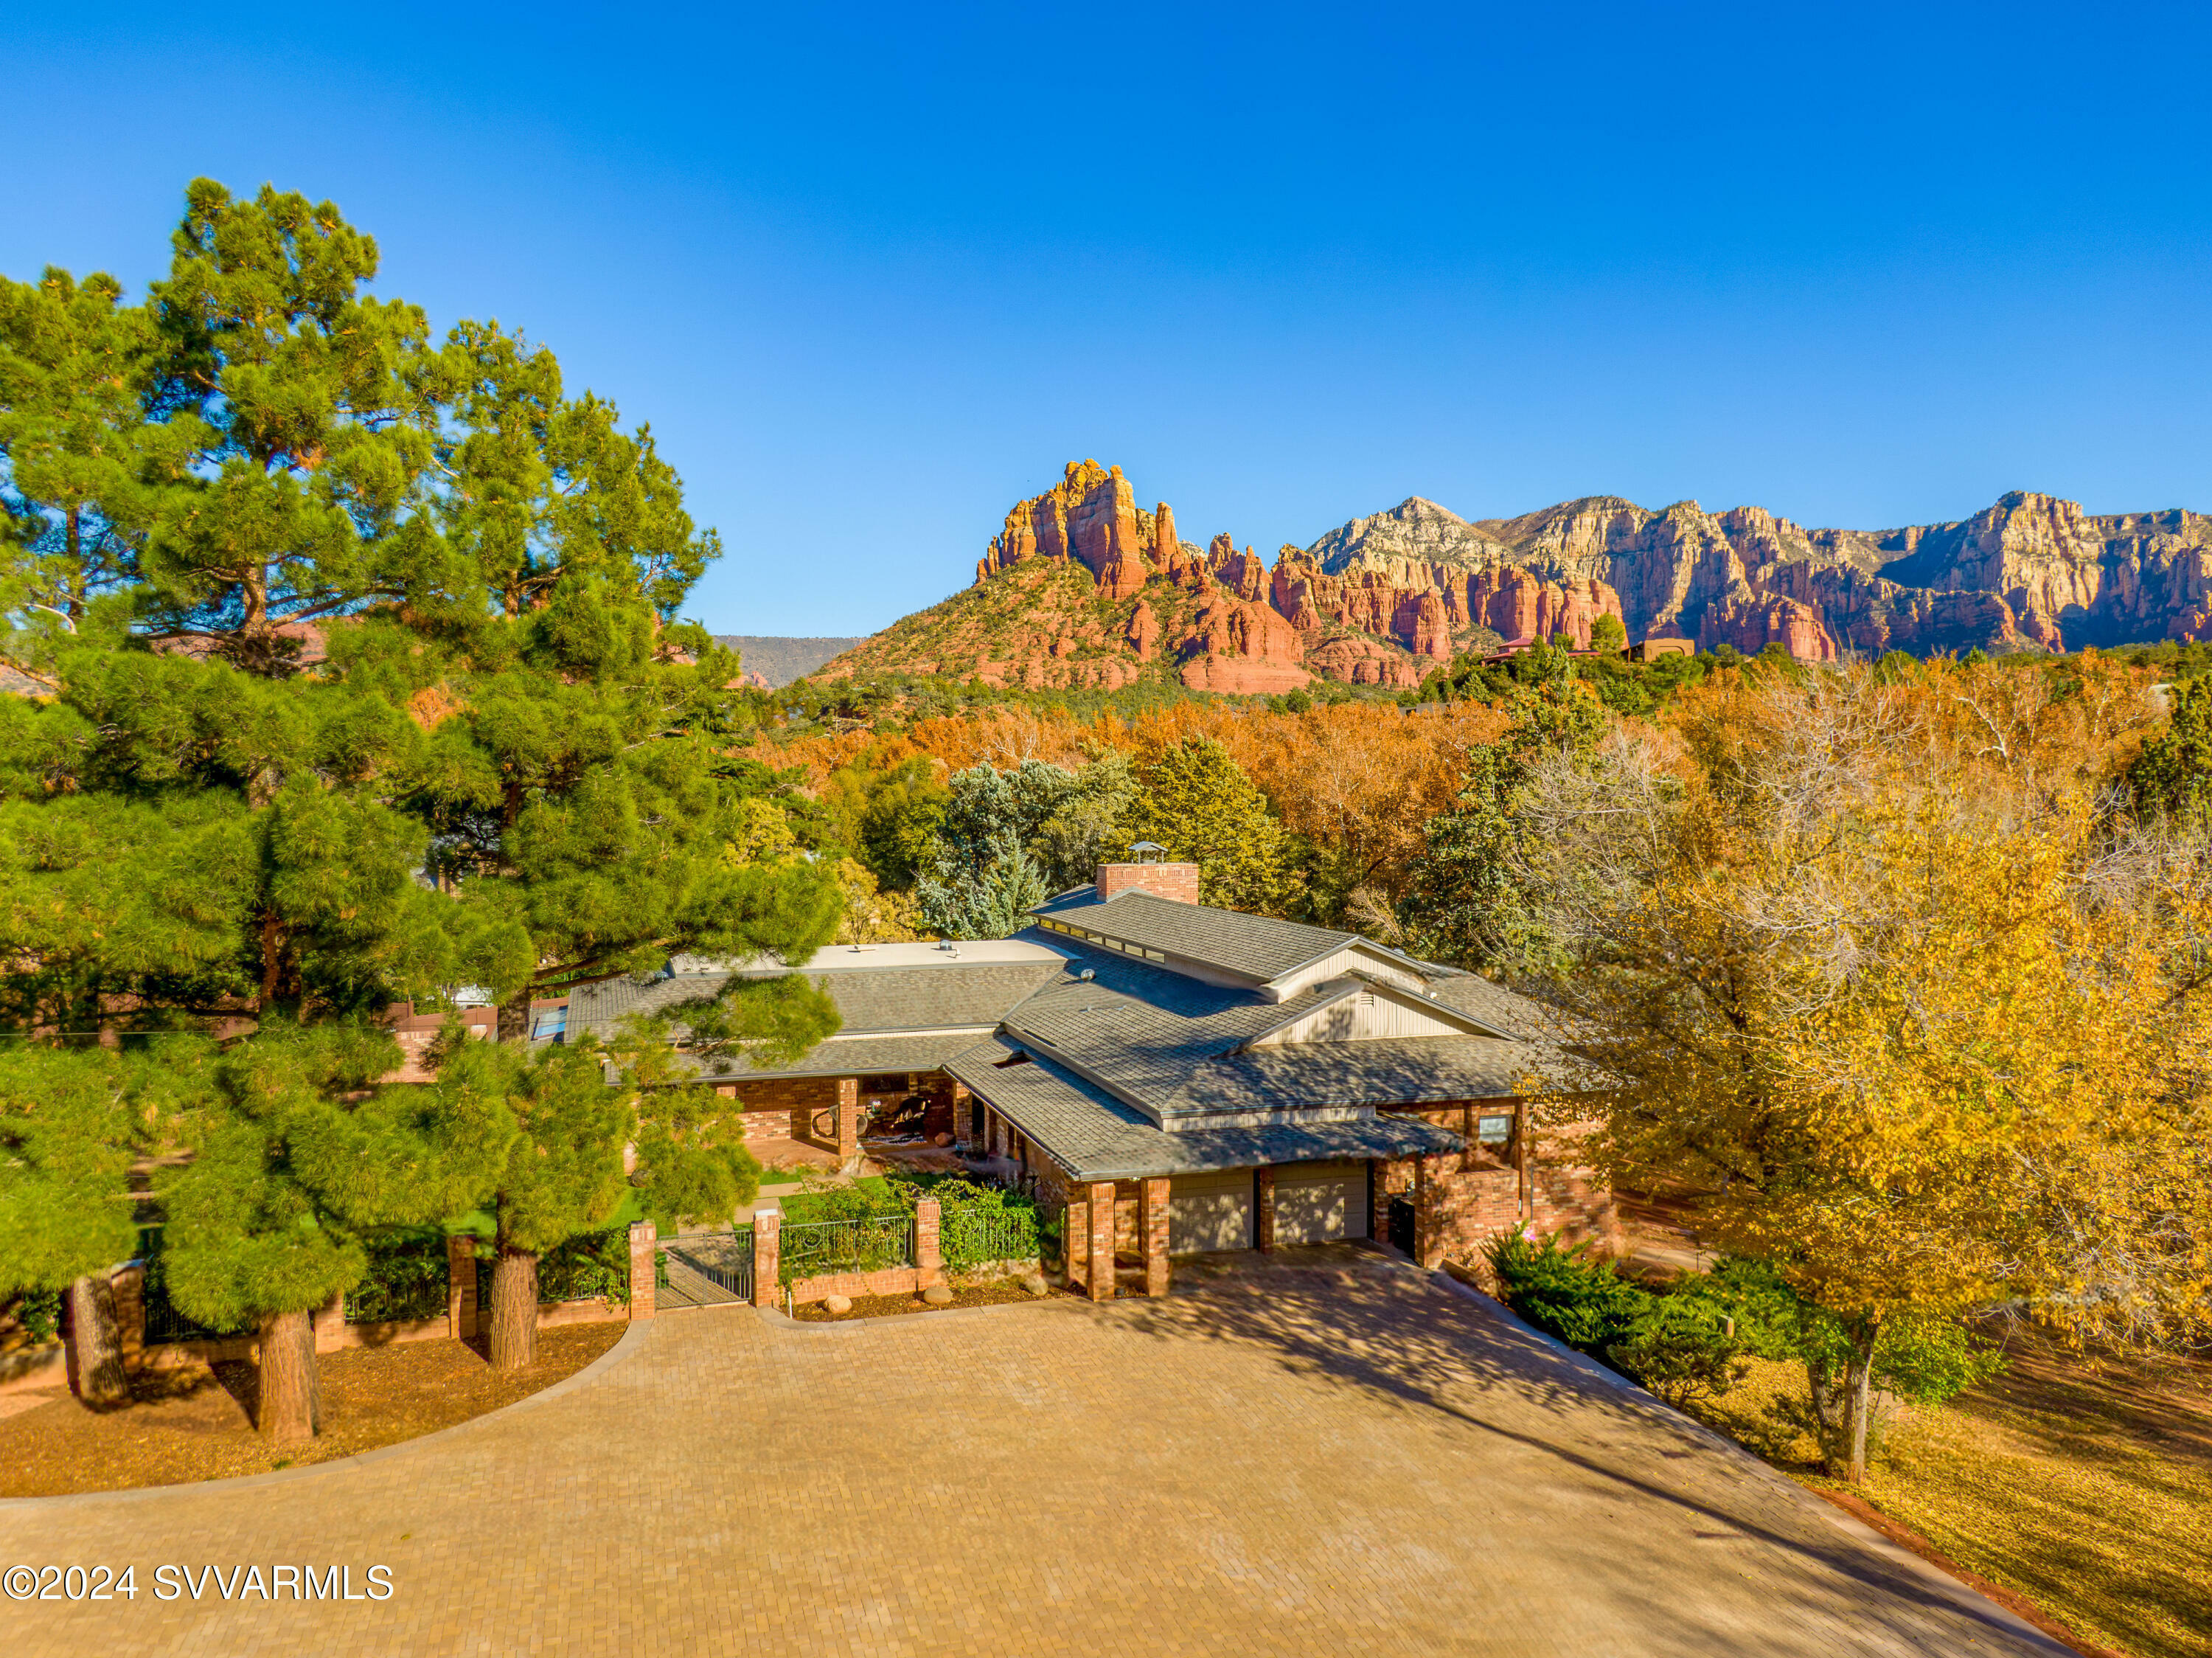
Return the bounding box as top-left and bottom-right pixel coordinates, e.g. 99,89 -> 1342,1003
4,1246 -> 2057,1657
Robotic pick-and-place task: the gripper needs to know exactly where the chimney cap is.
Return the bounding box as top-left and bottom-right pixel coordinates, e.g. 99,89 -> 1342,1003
1129,841 -> 1167,864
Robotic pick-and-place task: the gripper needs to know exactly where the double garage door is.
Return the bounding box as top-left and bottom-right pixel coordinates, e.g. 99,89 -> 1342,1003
1167,1161 -> 1370,1254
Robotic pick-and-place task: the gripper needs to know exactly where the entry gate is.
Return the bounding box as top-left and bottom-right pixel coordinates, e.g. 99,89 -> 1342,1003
658,1227 -> 754,1310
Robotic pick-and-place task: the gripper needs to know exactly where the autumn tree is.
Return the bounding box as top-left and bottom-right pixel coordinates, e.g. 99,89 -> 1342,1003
1514,665 -> 2211,1480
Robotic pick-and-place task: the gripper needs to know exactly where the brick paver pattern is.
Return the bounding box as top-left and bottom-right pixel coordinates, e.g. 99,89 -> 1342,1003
3,1247 -> 2051,1657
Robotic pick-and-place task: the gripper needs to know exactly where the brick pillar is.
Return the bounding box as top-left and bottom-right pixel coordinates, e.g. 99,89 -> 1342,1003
1413,1154 -> 1448,1269
111,1263 -> 145,1376
627,1221 -> 658,1320
752,1206 -> 781,1308
447,1235 -> 478,1338
1139,1177 -> 1171,1298
1064,1199 -> 1089,1290
916,1197 -> 945,1289
950,1082 -> 972,1148
1087,1182 -> 1116,1302
1255,1165 -> 1276,1254
835,1077 -> 859,1159
313,1287 -> 346,1353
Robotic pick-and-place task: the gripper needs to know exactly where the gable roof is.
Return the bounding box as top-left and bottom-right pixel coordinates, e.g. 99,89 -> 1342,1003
995,932 -> 1552,1123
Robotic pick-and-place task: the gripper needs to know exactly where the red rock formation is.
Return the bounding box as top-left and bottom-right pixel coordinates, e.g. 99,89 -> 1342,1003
1698,594 -> 1838,662
1214,544 -> 1270,602
1177,594 -> 1309,692
1304,635 -> 1422,687
1125,600 -> 1161,661
1391,590 -> 1455,661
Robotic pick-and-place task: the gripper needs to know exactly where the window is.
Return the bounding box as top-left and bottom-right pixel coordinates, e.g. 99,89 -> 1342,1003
1477,1114 -> 1514,1146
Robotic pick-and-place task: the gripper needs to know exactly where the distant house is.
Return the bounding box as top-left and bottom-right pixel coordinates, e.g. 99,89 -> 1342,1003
564,861 -> 1617,1298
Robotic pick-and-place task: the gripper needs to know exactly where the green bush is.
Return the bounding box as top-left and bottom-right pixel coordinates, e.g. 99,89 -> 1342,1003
1486,1231 -> 1648,1353
536,1227 -> 632,1306
928,1178 -> 1043,1272
345,1232 -> 450,1324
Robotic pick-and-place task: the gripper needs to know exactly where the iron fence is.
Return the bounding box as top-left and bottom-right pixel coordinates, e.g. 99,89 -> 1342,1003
346,1238 -> 449,1324
942,1206 -> 1040,1270
779,1215 -> 914,1285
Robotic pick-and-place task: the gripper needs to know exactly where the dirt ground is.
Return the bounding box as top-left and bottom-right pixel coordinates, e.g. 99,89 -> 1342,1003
0,1322 -> 622,1498
788,1279 -> 1054,1320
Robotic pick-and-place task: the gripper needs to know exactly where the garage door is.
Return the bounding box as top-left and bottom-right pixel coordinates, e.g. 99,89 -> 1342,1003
1170,1168 -> 1254,1254
1273,1160 -> 1370,1246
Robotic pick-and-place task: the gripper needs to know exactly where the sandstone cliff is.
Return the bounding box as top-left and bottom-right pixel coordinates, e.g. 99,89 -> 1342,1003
816,465 -> 2212,693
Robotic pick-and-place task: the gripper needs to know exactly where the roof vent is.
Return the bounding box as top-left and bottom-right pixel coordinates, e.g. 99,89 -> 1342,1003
1077,968 -> 1096,982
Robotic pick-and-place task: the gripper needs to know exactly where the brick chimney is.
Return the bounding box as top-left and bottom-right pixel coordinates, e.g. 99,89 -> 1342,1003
1096,861 -> 1200,904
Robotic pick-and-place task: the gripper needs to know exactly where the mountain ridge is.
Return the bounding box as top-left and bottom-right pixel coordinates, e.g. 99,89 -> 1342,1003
807,464 -> 2212,693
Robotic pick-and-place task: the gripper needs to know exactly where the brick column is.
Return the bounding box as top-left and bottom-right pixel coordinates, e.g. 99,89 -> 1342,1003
1255,1165 -> 1276,1254
448,1235 -> 478,1338
835,1077 -> 859,1159
313,1287 -> 346,1353
950,1082 -> 972,1148
752,1205 -> 781,1308
1087,1181 -> 1116,1302
1413,1154 -> 1449,1269
627,1221 -> 658,1321
916,1197 -> 945,1289
1139,1177 -> 1171,1298
111,1263 -> 145,1376
1064,1198 -> 1089,1291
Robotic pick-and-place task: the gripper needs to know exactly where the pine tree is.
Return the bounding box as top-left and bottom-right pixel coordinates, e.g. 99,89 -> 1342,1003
1119,738 -> 1293,912
0,177 -> 845,1426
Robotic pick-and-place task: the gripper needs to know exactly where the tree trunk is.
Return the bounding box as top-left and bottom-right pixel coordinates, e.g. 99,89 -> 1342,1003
1845,1329 -> 1878,1485
256,1308 -> 321,1443
64,1273 -> 130,1409
497,987 -> 533,1045
486,1248 -> 539,1370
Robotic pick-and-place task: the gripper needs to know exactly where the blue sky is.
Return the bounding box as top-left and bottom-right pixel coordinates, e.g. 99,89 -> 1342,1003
8,2 -> 2211,634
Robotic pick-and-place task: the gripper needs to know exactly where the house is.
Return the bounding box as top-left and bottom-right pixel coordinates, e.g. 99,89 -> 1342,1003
562,859 -> 1618,1299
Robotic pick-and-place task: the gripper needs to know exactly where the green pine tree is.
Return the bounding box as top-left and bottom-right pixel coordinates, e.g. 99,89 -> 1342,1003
1118,738 -> 1294,913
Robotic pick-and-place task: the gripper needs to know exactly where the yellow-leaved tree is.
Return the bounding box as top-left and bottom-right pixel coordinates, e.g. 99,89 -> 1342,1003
1515,661 -> 2212,1480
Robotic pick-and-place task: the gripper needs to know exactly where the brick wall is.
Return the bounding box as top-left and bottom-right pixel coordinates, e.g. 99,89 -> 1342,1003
1382,1100 -> 1621,1260
1096,861 -> 1200,904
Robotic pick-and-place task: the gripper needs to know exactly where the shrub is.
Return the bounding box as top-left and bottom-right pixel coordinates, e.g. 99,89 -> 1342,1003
535,1227 -> 632,1307
1485,1231 -> 1648,1353
344,1232 -> 450,1324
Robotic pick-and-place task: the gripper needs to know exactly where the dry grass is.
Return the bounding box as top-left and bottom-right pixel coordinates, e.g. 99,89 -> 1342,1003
0,1323 -> 622,1498
1691,1336 -> 2212,1658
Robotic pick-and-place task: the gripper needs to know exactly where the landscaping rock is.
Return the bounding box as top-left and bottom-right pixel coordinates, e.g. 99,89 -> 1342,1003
921,1285 -> 955,1306
933,1132 -> 953,1147
1019,1272 -> 1049,1297
822,1294 -> 852,1316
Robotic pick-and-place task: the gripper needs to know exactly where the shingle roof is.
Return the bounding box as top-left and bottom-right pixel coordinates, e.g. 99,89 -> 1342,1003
568,960 -> 1062,1044
678,1033 -> 990,1083
998,932 -> 1548,1120
943,1036 -> 1465,1182
1032,887 -> 1357,982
